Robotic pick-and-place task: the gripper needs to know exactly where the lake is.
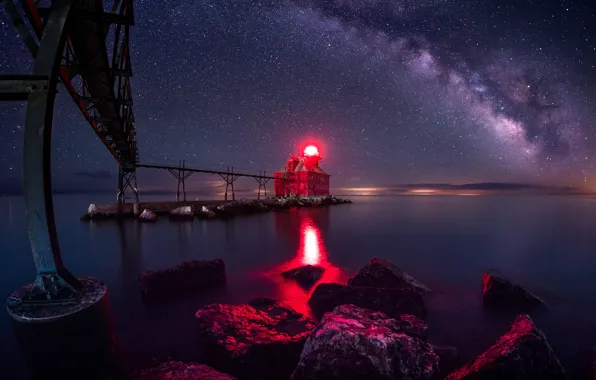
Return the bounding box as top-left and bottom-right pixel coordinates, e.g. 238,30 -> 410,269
1,194 -> 596,378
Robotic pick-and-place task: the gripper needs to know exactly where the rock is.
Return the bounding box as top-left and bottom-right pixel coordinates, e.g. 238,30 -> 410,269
196,297 -> 315,379
281,265 -> 324,289
139,208 -> 157,222
291,304 -> 439,380
86,203 -> 128,219
169,206 -> 194,220
446,314 -> 566,379
430,344 -> 459,374
214,199 -> 270,218
140,259 -> 225,299
133,361 -> 237,379
197,205 -> 217,219
482,272 -> 546,311
80,213 -> 91,221
348,258 -> 430,293
308,282 -> 427,320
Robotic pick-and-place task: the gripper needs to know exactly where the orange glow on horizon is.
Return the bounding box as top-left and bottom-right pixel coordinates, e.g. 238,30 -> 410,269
407,189 -> 437,195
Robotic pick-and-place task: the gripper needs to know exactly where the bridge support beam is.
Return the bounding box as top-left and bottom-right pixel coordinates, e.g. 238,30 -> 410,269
167,160 -> 193,202
117,165 -> 139,204
255,171 -> 270,200
2,1 -> 120,377
219,166 -> 240,201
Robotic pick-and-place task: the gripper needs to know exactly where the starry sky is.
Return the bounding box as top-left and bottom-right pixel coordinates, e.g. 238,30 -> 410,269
1,0 -> 595,196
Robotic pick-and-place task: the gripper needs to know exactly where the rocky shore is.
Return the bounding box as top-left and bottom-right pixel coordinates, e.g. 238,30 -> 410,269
81,195 -> 352,221
131,257 -> 580,379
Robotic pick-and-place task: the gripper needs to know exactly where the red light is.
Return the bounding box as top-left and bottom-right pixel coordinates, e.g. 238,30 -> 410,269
264,215 -> 348,317
303,145 -> 319,157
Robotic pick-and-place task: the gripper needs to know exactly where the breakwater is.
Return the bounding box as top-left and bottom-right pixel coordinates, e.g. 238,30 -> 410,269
80,195 -> 352,221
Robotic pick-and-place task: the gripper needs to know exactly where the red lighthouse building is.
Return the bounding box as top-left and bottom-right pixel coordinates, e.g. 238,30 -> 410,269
274,145 -> 330,197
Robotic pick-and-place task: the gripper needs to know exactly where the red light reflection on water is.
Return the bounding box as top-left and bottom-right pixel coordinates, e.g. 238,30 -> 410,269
269,216 -> 347,316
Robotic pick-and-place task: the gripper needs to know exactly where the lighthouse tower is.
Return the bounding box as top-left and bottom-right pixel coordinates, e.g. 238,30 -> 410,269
273,145 -> 330,197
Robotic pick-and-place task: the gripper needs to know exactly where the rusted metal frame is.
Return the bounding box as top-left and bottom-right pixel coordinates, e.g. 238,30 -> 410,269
111,0 -> 137,168
3,0 -> 40,55
19,1 -> 126,165
15,0 -> 84,306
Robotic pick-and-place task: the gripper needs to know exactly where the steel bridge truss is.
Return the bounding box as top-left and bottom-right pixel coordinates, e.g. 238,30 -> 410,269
219,166 -> 240,201
0,0 -> 138,305
167,160 -> 193,202
255,171 -> 270,199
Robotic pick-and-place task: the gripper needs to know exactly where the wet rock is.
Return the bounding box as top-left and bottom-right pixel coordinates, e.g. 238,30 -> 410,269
281,265 -> 324,289
196,297 -> 315,379
197,205 -> 217,219
80,213 -> 91,221
291,304 -> 439,380
169,206 -> 194,220
86,203 -> 128,219
482,272 -> 546,311
140,259 -> 225,299
430,344 -> 459,374
139,208 -> 157,222
308,282 -> 427,320
348,258 -> 430,293
446,314 -> 566,379
133,361 -> 237,379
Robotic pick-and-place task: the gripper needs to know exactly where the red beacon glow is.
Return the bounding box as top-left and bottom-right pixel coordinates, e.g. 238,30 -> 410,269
303,145 -> 319,157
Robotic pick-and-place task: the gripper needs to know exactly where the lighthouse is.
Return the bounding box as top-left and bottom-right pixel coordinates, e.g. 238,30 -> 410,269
273,145 -> 330,197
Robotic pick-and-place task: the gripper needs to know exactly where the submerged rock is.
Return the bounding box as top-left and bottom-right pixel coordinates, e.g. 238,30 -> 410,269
169,205 -> 194,220
140,259 -> 225,299
446,314 -> 566,379
196,297 -> 315,379
133,361 -> 237,379
308,282 -> 427,320
139,208 -> 157,222
348,258 -> 430,292
291,304 -> 439,380
281,265 -> 324,289
482,272 -> 546,311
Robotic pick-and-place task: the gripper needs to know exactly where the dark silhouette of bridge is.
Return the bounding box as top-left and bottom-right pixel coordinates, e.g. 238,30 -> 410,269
0,0 -> 281,306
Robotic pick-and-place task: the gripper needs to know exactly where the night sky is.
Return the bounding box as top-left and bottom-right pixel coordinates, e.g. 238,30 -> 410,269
1,0 -> 595,196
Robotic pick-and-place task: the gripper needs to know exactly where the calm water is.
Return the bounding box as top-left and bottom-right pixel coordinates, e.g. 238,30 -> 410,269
1,194 -> 596,378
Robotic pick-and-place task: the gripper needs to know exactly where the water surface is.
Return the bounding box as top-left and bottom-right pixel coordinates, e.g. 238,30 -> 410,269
1,194 -> 596,378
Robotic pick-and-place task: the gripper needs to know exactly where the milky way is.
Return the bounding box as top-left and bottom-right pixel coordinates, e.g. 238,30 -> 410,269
0,0 -> 595,194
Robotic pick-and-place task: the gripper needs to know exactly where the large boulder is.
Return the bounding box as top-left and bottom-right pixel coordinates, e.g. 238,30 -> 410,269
133,361 -> 237,379
291,304 -> 439,380
140,259 -> 225,299
169,206 -> 194,220
281,265 -> 324,289
446,314 -> 566,379
138,208 -> 157,222
196,297 -> 315,379
482,272 -> 546,311
308,283 -> 427,320
348,258 -> 430,292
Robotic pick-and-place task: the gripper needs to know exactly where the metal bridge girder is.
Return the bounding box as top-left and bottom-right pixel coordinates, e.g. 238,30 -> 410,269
0,0 -> 84,303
